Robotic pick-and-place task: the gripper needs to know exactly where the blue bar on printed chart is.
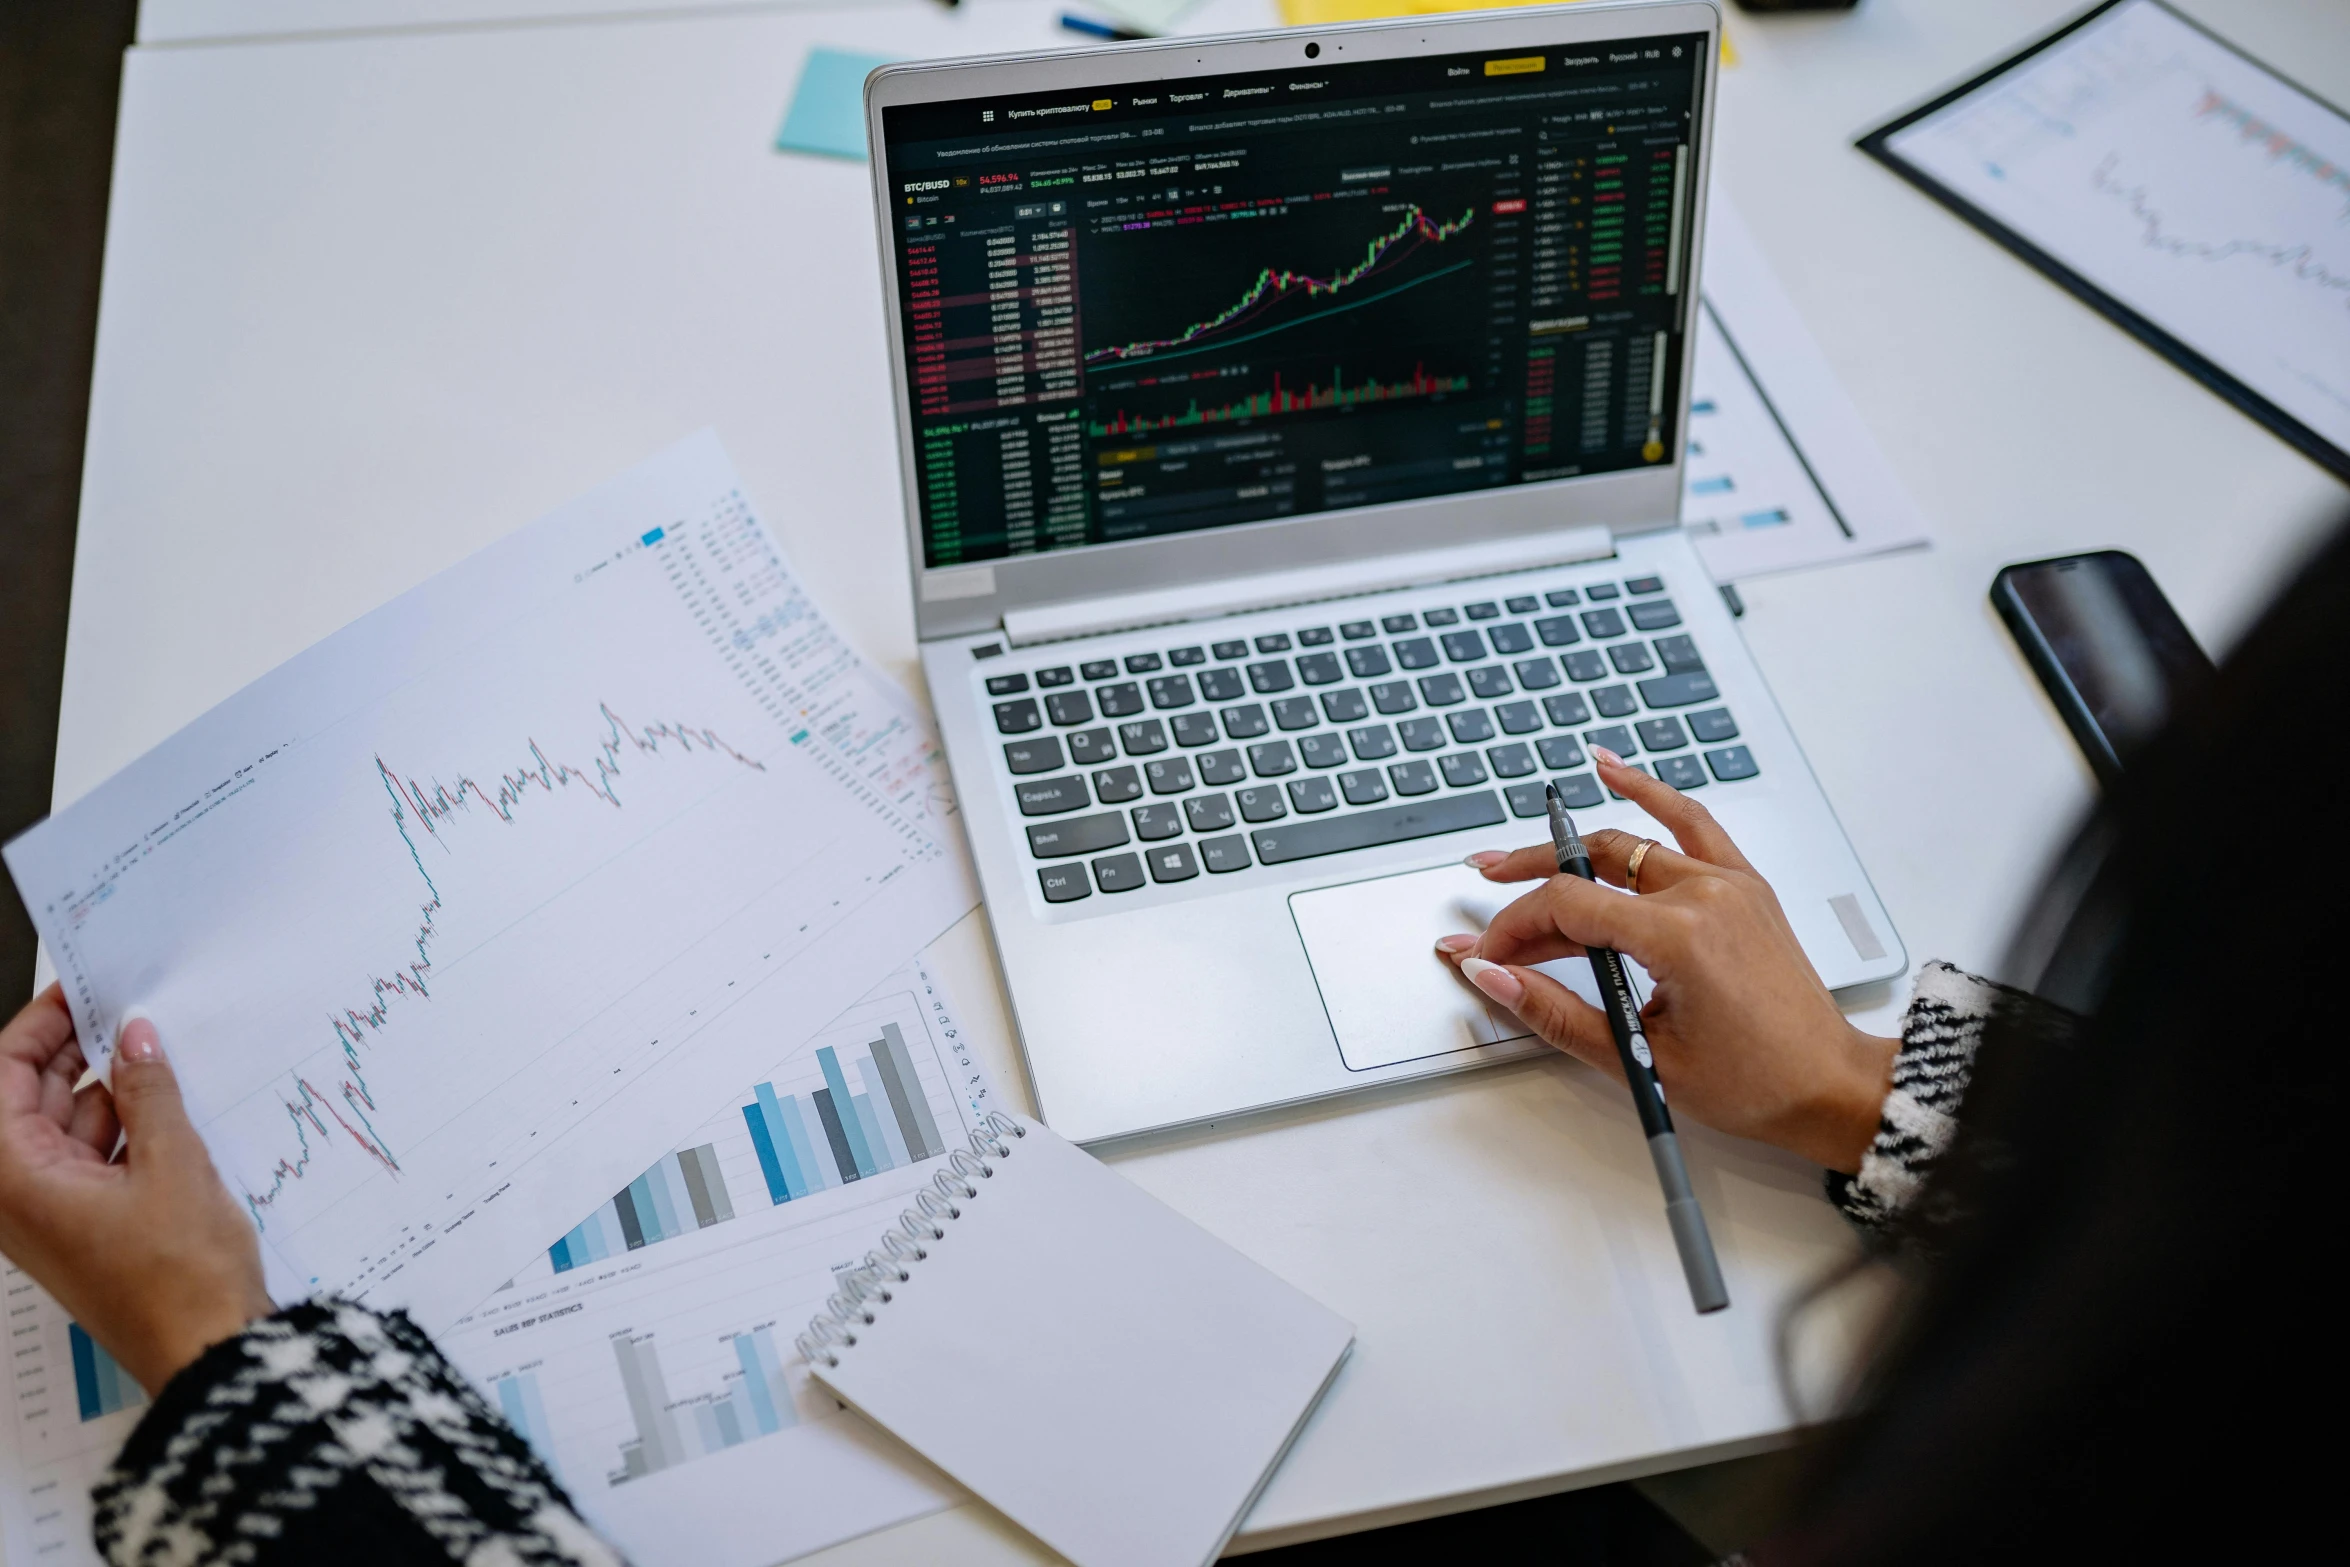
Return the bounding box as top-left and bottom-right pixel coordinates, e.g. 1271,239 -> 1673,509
68,1323 -> 144,1421
549,1144 -> 734,1273
609,1325 -> 799,1484
734,1028 -> 947,1207
495,1370 -> 564,1485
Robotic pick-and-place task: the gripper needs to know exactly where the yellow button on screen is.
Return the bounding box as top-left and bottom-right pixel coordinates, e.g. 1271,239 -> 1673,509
1093,98 -> 1112,110
1484,56 -> 1546,76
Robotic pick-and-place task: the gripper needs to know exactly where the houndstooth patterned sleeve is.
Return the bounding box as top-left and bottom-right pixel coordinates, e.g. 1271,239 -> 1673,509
92,1298 -> 625,1567
1825,961 -> 2016,1232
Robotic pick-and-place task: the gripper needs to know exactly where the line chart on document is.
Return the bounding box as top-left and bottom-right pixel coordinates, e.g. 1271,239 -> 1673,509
237,704 -> 766,1228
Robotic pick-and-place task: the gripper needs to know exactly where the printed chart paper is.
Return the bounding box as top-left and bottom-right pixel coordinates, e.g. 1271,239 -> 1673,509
2,432 -> 975,1330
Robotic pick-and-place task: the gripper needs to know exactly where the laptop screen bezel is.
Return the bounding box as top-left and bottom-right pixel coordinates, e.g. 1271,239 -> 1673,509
868,0 -> 1723,640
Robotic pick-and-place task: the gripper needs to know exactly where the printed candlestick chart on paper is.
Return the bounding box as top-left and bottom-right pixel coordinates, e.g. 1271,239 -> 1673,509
239,703 -> 767,1229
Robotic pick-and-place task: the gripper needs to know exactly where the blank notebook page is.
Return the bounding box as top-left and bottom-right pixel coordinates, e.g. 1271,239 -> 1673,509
810,1116 -> 1354,1567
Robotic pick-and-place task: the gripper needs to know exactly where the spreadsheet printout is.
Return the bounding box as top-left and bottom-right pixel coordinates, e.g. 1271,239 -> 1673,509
2,432 -> 975,1330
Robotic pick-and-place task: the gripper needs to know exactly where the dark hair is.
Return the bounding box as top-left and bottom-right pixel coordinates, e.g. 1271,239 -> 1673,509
1766,520 -> 2347,1562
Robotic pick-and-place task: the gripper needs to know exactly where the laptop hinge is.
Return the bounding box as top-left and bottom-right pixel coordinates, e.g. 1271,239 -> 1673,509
1001,526 -> 1617,647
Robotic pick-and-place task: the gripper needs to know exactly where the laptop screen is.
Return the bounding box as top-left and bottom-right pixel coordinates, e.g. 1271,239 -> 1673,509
879,32 -> 1709,571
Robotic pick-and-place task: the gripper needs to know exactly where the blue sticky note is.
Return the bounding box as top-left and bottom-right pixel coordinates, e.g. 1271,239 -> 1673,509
776,49 -> 899,161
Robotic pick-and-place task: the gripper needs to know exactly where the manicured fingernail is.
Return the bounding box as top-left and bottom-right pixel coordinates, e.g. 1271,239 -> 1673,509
1591,745 -> 1624,768
117,1018 -> 161,1064
1460,958 -> 1524,1007
1464,851 -> 1506,870
1434,933 -> 1478,954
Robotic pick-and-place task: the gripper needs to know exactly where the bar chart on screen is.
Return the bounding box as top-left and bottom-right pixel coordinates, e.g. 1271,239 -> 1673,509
438,961 -> 991,1567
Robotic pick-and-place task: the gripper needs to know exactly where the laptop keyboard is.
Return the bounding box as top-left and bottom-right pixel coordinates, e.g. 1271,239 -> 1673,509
982,574 -> 1761,904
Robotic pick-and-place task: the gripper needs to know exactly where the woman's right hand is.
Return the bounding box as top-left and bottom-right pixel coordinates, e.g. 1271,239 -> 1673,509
1438,751 -> 1896,1173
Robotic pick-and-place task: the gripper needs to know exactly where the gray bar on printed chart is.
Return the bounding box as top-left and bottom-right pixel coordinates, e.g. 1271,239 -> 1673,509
879,1024 -> 945,1158
611,1333 -> 681,1474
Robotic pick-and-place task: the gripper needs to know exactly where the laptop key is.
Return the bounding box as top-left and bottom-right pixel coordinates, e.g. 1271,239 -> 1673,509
1543,692 -> 1592,727
1345,645 -> 1392,679
1081,660 -> 1119,680
1093,766 -> 1143,803
986,672 -> 1029,696
1016,775 -> 1091,816
1544,588 -> 1581,607
1423,607 -> 1460,627
1585,724 -> 1636,757
1027,812 -> 1129,859
1464,601 -> 1500,621
1253,790 -> 1505,865
1341,620 -> 1377,640
1170,712 -> 1221,748
1609,643 -> 1656,676
1198,749 -> 1247,785
994,698 -> 1042,734
1467,666 -> 1514,699
1706,745 -> 1761,782
1387,760 -> 1439,796
1626,576 -> 1665,595
1119,719 -> 1169,754
1094,853 -> 1147,893
1488,622 -> 1535,655
1512,657 -> 1561,690
1255,633 -> 1292,654
1299,733 -> 1349,769
1222,703 -> 1270,739
1145,757 -> 1195,794
1098,683 -> 1145,718
1320,687 -> 1369,723
1197,667 -> 1246,701
1038,863 -> 1090,902
1296,652 -> 1343,685
1185,793 -> 1236,832
1348,724 -> 1398,760
1488,743 -> 1536,778
1200,834 -> 1252,873
1506,782 -> 1551,817
1248,660 -> 1295,694
1298,627 -> 1334,646
1628,600 -> 1681,631
1638,672 -> 1721,708
1654,755 -> 1707,791
1417,673 -> 1466,706
1399,718 -> 1447,751
1441,630 -> 1487,662
1447,709 -> 1495,744
1533,615 -> 1581,647
1237,786 -> 1288,823
1552,772 -> 1604,809
1370,681 -> 1417,715
1654,635 -> 1705,676
1004,736 -> 1065,774
1212,640 -> 1249,660
1562,650 -> 1609,683
1688,707 -> 1738,743
1593,685 -> 1638,718
1045,690 -> 1095,726
1581,608 -> 1627,639
1167,646 -> 1206,666
1147,674 -> 1196,709
1496,700 -> 1543,735
1440,753 -> 1488,787
1287,776 -> 1339,814
1068,728 -> 1117,765
1637,717 -> 1688,752
1381,613 -> 1419,633
1248,740 -> 1298,776
1607,763 -> 1653,801
1036,666 -> 1075,688
1393,637 -> 1439,670
1506,595 -> 1541,614
1124,652 -> 1163,673
1131,803 -> 1184,840
1586,582 -> 1622,601
1340,769 -> 1389,805
1537,735 -> 1587,771
1273,697 -> 1319,731
1147,842 -> 1201,884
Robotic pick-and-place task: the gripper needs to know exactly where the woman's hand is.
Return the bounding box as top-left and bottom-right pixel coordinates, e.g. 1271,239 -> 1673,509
1438,751 -> 1895,1173
0,987 -> 273,1393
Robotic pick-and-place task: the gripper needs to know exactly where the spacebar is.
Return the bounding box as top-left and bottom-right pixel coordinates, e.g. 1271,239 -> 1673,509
1251,792 -> 1507,865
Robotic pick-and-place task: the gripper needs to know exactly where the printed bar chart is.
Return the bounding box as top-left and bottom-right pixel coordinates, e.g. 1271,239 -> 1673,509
549,1143 -> 735,1273
609,1325 -> 798,1484
494,1370 -> 564,1485
67,1325 -> 144,1423
739,1025 -> 944,1204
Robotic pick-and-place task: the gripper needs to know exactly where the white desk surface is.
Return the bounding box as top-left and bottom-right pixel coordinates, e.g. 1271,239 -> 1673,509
56,0 -> 2350,1558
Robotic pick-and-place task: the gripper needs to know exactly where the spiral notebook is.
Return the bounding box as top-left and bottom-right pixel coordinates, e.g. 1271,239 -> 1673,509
799,1114 -> 1354,1567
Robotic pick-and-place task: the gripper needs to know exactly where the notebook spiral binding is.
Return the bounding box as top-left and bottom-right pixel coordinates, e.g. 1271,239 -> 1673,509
796,1110 -> 1027,1369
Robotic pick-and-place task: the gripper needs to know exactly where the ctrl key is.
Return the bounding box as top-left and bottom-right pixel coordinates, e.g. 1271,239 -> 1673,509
1093,852 -> 1148,893
1038,863 -> 1091,903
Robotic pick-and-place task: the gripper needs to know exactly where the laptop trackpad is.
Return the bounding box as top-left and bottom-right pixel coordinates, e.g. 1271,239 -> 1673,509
1290,862 -> 1614,1073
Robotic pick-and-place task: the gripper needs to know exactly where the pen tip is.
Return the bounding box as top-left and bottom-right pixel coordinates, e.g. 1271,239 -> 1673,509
1544,782 -> 1560,802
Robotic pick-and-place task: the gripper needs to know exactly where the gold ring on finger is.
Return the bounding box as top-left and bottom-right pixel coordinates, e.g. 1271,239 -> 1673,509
1626,837 -> 1656,894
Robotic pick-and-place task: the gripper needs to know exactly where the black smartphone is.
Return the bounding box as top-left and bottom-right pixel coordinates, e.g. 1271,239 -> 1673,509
1991,551 -> 2212,787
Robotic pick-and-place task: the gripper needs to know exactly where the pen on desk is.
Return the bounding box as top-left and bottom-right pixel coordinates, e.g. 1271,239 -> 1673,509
1544,783 -> 1730,1314
1059,13 -> 1152,39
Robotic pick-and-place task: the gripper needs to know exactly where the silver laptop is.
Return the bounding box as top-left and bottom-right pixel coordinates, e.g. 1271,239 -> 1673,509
865,0 -> 1905,1146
